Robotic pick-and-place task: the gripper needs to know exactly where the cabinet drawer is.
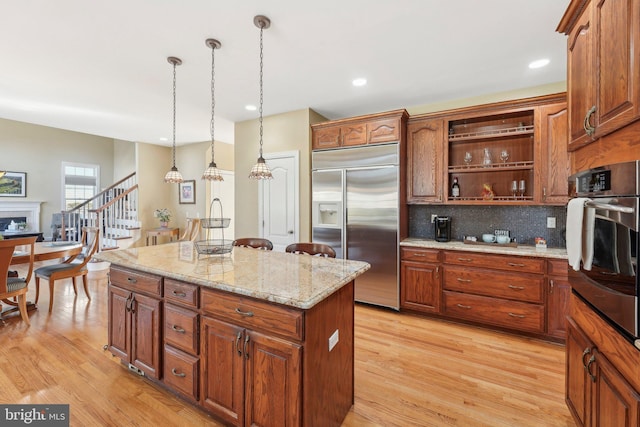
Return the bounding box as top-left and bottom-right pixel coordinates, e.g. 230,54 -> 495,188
164,304 -> 199,355
201,289 -> 304,341
109,267 -> 162,297
443,266 -> 543,303
443,251 -> 545,274
547,259 -> 570,278
165,279 -> 199,308
163,345 -> 199,401
444,291 -> 544,333
401,247 -> 440,263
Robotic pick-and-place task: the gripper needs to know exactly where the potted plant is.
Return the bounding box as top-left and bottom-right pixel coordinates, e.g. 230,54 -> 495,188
154,208 -> 171,228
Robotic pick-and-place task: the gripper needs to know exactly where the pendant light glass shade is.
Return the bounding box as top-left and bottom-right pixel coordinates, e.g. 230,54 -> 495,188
248,15 -> 273,180
164,56 -> 184,184
202,38 -> 224,181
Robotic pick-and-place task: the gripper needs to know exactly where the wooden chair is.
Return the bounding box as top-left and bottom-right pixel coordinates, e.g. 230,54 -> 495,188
233,238 -> 273,251
0,236 -> 37,326
35,226 -> 100,312
179,218 -> 201,242
285,242 -> 336,258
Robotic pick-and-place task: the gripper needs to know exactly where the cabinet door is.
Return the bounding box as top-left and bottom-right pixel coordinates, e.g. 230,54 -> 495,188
130,293 -> 162,379
538,102 -> 569,205
108,285 -> 131,362
592,350 -> 640,427
567,3 -> 595,150
201,316 -> 245,427
406,119 -> 444,203
341,123 -> 367,146
547,277 -> 571,339
312,126 -> 341,150
592,0 -> 640,140
245,330 -> 302,427
401,261 -> 441,313
566,319 -> 593,427
367,117 -> 401,144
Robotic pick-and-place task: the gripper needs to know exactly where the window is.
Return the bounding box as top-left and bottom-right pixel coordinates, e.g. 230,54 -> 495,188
62,162 -> 100,211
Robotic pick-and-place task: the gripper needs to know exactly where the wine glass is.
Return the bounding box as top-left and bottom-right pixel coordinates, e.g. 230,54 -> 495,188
511,180 -> 518,199
500,149 -> 509,164
464,152 -> 472,166
519,180 -> 526,198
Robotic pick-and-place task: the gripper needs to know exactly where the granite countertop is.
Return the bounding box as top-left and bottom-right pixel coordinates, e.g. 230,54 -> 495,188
401,237 -> 568,260
95,242 -> 370,310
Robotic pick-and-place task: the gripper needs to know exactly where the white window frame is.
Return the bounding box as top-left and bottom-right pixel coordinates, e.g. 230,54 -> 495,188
61,162 -> 101,211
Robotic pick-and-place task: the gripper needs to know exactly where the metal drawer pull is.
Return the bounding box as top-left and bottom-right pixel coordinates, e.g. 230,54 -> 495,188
172,290 -> 187,297
507,263 -> 525,267
235,331 -> 243,356
456,303 -> 472,309
584,105 -> 596,136
456,278 -> 471,283
235,308 -> 254,317
508,312 -> 526,318
582,347 -> 592,368
244,334 -> 250,359
507,285 -> 525,290
171,368 -> 186,378
457,258 -> 473,262
413,253 -> 426,257
171,325 -> 185,333
127,277 -> 137,283
586,355 -> 596,383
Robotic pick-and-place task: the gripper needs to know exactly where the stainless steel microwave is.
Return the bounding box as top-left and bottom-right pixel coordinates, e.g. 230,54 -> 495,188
569,161 -> 639,348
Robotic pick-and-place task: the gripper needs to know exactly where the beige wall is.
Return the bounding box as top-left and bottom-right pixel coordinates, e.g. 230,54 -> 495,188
234,108 -> 323,240
0,118 -> 114,236
114,139 -> 136,179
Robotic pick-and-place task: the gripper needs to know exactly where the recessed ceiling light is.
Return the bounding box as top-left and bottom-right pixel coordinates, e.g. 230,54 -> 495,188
245,105 -> 257,111
529,59 -> 550,69
352,78 -> 367,87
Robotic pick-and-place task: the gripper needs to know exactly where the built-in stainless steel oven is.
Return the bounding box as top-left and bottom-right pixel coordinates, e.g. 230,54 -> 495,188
569,161 -> 639,348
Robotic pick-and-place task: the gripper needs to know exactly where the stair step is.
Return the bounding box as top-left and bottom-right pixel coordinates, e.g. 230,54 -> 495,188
101,246 -> 120,251
126,226 -> 141,230
113,236 -> 133,240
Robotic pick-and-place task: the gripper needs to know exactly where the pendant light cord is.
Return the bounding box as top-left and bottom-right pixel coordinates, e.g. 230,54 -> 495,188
172,60 -> 177,168
258,23 -> 264,158
210,44 -> 216,164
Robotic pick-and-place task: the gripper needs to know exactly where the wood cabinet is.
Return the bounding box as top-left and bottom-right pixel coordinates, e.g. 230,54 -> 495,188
162,279 -> 200,401
407,94 -> 567,205
311,110 -> 407,150
400,247 -> 441,313
566,317 -> 640,427
558,0 -> 640,151
406,118 -> 444,203
400,246 -> 570,341
108,266 -> 162,379
547,260 -> 571,339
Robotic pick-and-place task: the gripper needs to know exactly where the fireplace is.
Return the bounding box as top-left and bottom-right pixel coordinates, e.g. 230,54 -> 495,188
0,201 -> 42,232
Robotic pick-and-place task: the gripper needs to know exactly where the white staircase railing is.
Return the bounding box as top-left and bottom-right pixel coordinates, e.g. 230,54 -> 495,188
58,172 -> 139,251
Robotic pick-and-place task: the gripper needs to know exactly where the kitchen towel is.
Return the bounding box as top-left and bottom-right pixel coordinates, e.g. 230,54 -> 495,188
567,197 -> 591,271
581,201 -> 596,270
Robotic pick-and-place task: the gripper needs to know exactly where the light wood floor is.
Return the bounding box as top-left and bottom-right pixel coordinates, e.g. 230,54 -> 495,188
0,265 -> 575,426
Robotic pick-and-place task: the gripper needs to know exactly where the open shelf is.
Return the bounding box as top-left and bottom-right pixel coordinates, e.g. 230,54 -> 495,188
448,125 -> 534,141
448,161 -> 534,174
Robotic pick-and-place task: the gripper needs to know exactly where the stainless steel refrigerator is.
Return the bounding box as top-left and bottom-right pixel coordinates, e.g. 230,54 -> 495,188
312,143 -> 400,309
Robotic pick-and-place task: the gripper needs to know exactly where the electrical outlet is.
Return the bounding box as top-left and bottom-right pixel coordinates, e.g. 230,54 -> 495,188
328,329 -> 339,351
431,214 -> 438,223
547,217 -> 556,228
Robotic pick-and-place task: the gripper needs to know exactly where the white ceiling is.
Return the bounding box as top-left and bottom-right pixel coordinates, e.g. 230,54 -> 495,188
1,0 -> 570,146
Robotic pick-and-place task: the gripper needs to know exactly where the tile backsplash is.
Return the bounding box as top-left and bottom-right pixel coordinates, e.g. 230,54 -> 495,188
408,205 -> 567,248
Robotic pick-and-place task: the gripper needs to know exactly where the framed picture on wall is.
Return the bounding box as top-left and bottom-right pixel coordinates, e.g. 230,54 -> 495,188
179,180 -> 196,204
0,171 -> 27,197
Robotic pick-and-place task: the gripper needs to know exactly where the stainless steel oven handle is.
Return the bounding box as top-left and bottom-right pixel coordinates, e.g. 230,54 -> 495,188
584,200 -> 634,214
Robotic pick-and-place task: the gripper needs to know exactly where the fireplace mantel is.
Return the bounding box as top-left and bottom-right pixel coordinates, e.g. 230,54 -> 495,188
0,201 -> 42,232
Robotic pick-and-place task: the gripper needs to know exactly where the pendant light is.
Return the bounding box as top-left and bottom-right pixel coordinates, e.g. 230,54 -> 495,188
164,56 -> 184,184
0,171 -> 5,179
248,15 -> 273,180
202,39 -> 224,181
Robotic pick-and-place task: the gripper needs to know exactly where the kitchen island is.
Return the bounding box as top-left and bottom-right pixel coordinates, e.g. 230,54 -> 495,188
95,242 -> 370,427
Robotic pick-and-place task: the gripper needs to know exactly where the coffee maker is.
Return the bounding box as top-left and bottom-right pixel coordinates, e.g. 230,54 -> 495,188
434,216 -> 451,242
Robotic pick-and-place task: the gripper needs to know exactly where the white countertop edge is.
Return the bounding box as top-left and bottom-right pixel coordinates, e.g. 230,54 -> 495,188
401,238 -> 568,260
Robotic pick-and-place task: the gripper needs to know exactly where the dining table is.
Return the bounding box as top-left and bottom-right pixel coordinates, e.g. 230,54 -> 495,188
2,241 -> 83,321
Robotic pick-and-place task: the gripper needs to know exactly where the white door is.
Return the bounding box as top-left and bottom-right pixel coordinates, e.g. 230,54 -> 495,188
209,170 -> 235,240
259,151 -> 299,251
